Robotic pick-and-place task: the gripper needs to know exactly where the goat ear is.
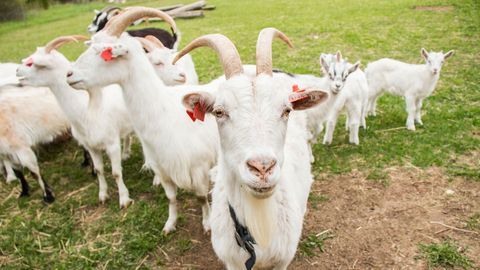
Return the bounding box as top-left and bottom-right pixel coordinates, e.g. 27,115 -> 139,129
421,48 -> 429,60
347,61 -> 360,75
94,9 -> 100,14
289,90 -> 329,111
335,51 -> 342,62
97,44 -> 128,61
182,92 -> 215,121
320,55 -> 329,74
444,50 -> 454,59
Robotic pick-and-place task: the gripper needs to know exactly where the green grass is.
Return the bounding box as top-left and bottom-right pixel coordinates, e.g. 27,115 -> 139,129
298,231 -> 335,257
419,241 -> 474,269
0,0 -> 479,268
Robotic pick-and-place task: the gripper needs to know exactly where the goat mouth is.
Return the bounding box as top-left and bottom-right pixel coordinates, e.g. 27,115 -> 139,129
245,184 -> 276,198
68,80 -> 82,86
174,79 -> 186,83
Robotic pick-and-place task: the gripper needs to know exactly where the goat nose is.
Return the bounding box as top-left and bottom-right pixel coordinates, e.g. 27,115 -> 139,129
246,158 -> 277,179
179,72 -> 186,78
66,71 -> 73,77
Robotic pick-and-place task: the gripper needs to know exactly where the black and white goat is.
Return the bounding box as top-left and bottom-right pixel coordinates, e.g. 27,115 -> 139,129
87,6 -> 179,49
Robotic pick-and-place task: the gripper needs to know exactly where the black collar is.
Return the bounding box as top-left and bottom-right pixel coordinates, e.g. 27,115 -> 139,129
228,203 -> 256,270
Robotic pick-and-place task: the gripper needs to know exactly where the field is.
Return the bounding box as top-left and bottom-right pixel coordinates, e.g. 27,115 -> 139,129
0,0 -> 479,269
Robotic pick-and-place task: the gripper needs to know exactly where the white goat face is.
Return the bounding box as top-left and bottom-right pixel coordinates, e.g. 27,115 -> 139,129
421,48 -> 454,75
68,33 -> 130,89
147,48 -> 186,85
17,48 -> 70,87
183,74 -> 328,199
321,54 -> 360,94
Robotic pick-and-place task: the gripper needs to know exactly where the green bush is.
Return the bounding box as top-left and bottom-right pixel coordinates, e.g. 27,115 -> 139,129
0,0 -> 25,21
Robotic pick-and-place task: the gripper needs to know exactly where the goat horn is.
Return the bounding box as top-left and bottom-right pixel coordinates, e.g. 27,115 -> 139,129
173,34 -> 243,79
135,37 -> 155,52
45,35 -> 89,53
145,35 -> 165,49
106,7 -> 177,38
255,27 -> 293,76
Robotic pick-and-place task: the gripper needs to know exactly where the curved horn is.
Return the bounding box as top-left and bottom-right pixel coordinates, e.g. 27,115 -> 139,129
173,34 -> 243,79
45,35 -> 89,53
145,35 -> 165,49
255,27 -> 293,76
106,7 -> 177,38
135,37 -> 155,52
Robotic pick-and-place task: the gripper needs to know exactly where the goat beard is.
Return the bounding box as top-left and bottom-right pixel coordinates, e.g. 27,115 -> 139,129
242,190 -> 278,249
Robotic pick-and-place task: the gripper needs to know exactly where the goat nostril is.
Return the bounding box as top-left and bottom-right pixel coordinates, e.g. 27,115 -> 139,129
66,71 -> 73,77
246,159 -> 277,178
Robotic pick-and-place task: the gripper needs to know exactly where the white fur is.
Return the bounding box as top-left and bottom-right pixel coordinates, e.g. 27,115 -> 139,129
17,47 -> 134,208
0,85 -> 69,198
68,31 -> 219,232
365,49 -> 454,130
0,63 -> 19,86
145,45 -> 198,85
203,73 -> 320,270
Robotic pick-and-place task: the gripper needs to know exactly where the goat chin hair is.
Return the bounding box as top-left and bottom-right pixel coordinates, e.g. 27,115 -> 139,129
242,188 -> 278,248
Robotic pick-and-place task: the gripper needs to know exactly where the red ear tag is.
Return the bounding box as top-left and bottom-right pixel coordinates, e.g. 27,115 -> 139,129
292,84 -> 305,93
193,103 -> 206,122
186,110 -> 196,122
100,47 -> 113,61
289,93 -> 309,103
25,57 -> 33,67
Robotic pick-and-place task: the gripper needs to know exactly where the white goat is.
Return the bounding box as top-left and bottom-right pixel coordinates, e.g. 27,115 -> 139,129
365,48 -> 454,130
136,35 -> 198,85
0,85 -> 69,202
67,8 -> 218,233
175,29 -> 328,270
319,52 -> 368,145
17,36 -> 134,208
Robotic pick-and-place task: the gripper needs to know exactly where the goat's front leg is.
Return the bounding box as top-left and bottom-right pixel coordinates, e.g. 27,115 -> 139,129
415,98 -> 424,125
159,176 -> 178,234
323,111 -> 339,145
106,142 -> 132,208
121,134 -> 132,160
405,95 -> 417,131
347,104 -> 361,145
88,148 -> 109,203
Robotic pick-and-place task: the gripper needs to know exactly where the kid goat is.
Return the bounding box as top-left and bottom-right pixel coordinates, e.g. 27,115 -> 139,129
365,48 -> 454,130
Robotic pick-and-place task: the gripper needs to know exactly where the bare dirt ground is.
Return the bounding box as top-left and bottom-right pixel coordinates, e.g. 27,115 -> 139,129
149,166 -> 480,269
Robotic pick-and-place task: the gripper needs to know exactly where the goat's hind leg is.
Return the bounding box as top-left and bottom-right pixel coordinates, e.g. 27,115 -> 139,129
13,168 -> 29,197
19,148 -> 54,203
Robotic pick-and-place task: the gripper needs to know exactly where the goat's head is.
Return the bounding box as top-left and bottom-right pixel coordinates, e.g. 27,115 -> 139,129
68,7 -> 177,89
87,7 -> 121,34
421,48 -> 454,75
176,29 -> 328,199
17,35 -> 88,87
137,35 -> 187,85
320,51 -> 360,94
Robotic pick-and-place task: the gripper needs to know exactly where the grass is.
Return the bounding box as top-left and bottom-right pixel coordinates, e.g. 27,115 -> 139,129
418,241 -> 474,269
0,0 -> 479,268
298,231 -> 335,257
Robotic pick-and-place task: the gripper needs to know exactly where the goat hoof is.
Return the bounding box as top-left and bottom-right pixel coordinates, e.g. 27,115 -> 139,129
19,191 -> 30,198
43,194 -> 55,204
162,225 -> 176,235
120,198 -> 134,209
99,193 -> 109,204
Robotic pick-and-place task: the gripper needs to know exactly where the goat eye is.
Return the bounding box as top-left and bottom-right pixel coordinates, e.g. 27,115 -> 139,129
213,108 -> 226,118
282,108 -> 292,119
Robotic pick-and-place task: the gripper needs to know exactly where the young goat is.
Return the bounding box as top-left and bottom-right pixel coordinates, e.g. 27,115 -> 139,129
0,85 -> 69,202
365,48 -> 454,130
174,29 -> 328,270
136,35 -> 198,85
17,36 -> 134,208
67,8 -> 218,233
320,52 -> 368,145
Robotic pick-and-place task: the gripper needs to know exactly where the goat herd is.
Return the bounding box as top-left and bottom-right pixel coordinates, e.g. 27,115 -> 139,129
0,6 -> 454,270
